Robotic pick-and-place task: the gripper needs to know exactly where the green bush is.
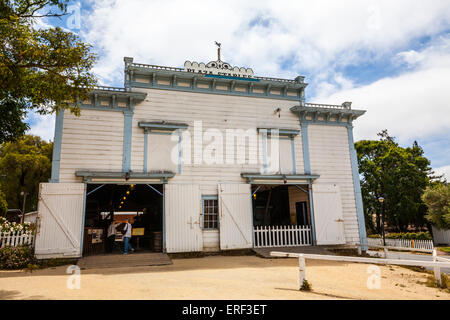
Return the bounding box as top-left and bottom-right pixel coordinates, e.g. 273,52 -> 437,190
367,232 -> 432,240
0,245 -> 36,269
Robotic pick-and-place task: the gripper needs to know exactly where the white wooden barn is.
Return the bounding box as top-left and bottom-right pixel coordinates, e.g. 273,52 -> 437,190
34,52 -> 367,259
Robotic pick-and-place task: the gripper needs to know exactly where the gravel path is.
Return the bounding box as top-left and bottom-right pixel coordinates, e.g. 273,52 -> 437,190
0,255 -> 449,300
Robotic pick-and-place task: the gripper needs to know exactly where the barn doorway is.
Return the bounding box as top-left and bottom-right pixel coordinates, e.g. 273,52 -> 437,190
83,183 -> 163,256
252,184 -> 312,247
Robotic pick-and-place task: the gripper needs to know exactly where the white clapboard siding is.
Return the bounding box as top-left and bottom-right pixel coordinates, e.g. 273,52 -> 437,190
0,231 -> 34,248
59,109 -> 124,182
202,230 -> 220,252
308,125 -> 360,243
130,89 -> 305,193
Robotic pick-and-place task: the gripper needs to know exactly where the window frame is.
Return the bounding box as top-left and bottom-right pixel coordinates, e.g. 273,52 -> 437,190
201,195 -> 219,230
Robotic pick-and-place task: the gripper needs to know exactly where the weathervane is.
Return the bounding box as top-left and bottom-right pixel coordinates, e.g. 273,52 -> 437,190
215,41 -> 221,61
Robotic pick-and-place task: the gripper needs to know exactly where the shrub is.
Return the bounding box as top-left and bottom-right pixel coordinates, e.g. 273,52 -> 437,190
0,245 -> 36,269
300,279 -> 312,291
367,232 -> 432,240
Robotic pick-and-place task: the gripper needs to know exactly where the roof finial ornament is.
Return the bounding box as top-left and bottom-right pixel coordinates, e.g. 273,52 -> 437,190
215,41 -> 221,61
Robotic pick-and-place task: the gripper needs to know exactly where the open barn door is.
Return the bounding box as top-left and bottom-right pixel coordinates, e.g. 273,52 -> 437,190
312,184 -> 345,245
35,183 -> 86,259
164,184 -> 203,253
218,184 -> 253,250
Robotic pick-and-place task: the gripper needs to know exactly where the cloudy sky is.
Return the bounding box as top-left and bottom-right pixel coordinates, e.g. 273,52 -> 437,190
28,0 -> 450,178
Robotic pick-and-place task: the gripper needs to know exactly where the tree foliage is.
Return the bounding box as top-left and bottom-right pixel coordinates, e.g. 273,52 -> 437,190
356,130 -> 432,233
0,0 -> 97,144
0,190 -> 7,216
0,135 -> 53,212
422,183 -> 450,229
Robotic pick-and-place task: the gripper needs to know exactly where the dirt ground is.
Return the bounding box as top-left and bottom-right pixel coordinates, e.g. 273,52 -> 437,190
0,255 -> 449,300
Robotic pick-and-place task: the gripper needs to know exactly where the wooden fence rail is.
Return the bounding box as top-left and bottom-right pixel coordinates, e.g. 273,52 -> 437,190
254,225 -> 311,248
0,231 -> 34,248
270,251 -> 450,289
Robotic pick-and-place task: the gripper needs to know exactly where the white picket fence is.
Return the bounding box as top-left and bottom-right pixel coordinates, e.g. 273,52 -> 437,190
254,225 -> 312,248
0,231 -> 34,248
367,237 -> 434,250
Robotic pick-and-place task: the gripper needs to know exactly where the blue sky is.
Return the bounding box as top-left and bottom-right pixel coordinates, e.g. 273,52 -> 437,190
27,0 -> 450,179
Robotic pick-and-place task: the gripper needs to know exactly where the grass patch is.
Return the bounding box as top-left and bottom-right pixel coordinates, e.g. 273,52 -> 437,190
438,247 -> 450,253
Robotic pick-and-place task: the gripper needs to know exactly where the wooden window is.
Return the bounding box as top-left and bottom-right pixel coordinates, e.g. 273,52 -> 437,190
202,196 -> 219,229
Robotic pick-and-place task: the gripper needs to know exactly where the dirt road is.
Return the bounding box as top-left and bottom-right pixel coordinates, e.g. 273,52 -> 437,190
0,255 -> 449,300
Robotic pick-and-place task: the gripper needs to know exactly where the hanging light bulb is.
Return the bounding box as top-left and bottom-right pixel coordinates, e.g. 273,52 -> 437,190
120,201 -> 124,205
253,193 -> 256,199
126,190 -> 130,195
119,206 -> 122,209
123,196 -> 126,200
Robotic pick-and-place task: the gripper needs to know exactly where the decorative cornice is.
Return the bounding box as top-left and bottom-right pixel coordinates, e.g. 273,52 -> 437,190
290,102 -> 366,125
257,128 -> 300,137
241,173 -> 320,184
80,86 -> 147,112
124,57 -> 307,101
75,170 -> 175,183
138,121 -> 188,132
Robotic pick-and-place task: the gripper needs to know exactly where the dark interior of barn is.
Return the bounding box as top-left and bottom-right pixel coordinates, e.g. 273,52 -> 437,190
83,183 -> 163,255
252,184 -> 311,227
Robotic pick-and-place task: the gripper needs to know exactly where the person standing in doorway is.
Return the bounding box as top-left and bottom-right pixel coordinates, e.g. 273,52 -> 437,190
106,220 -> 118,253
122,218 -> 134,255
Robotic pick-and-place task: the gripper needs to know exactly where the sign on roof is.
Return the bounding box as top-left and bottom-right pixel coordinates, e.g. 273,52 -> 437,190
184,42 -> 254,79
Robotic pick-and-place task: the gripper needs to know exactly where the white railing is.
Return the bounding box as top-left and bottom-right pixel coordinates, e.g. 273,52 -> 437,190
0,231 -> 34,248
270,251 -> 450,289
254,225 -> 311,248
367,238 -> 434,251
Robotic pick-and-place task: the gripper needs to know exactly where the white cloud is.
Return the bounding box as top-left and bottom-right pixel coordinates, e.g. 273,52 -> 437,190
26,113 -> 55,142
313,35 -> 450,146
434,165 -> 450,181
80,0 -> 450,85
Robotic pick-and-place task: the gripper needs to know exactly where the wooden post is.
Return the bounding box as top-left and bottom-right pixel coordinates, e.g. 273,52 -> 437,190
433,249 -> 442,287
298,254 -> 306,290
357,246 -> 362,256
384,247 -> 388,259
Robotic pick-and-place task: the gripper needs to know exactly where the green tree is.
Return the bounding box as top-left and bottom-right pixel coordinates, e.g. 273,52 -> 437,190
0,0 -> 97,144
422,183 -> 450,229
0,190 -> 7,216
356,130 -> 432,233
0,135 -> 53,212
